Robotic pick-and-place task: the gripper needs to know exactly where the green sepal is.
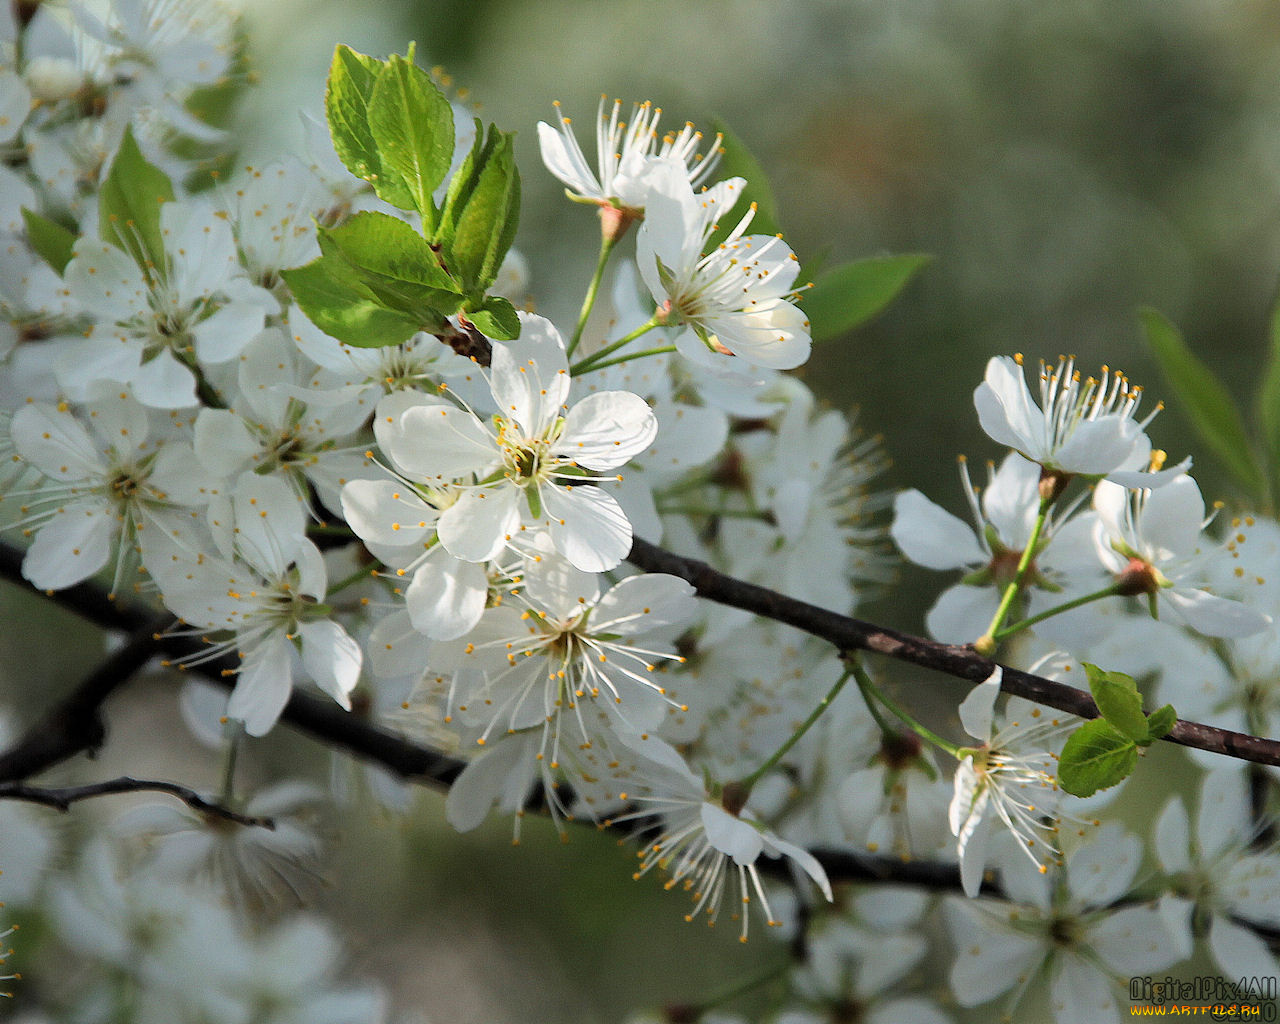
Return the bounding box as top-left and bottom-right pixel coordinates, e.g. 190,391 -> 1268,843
465,296 -> 520,341
1082,662 -> 1150,743
437,121 -> 520,295
1144,704 -> 1178,742
1138,306 -> 1266,499
21,207 -> 77,275
525,484 -> 543,520
368,52 -> 455,230
1057,718 -> 1139,798
281,257 -> 427,349
325,45 -> 414,210
98,125 -> 175,274
805,254 -> 932,343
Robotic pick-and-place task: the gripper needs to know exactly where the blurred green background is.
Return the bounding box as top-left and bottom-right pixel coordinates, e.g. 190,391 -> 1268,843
12,0 -> 1280,1020
245,0 -> 1280,524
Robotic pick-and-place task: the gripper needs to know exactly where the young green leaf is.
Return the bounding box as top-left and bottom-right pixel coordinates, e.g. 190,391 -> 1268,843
282,258 -> 428,348
1082,662 -> 1149,743
325,45 -> 415,210
97,125 -> 175,273
368,53 -> 455,230
21,208 -> 77,275
1057,718 -> 1139,798
439,123 -> 520,295
1144,704 -> 1178,742
465,296 -> 520,341
804,253 -> 931,343
1138,306 -> 1265,499
317,210 -> 461,315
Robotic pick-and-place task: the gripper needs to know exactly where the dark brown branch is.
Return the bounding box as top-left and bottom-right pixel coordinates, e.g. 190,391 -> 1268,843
0,776 -> 275,828
0,542 -> 464,787
6,535 -> 1280,908
625,537 -> 1280,767
0,619 -> 167,782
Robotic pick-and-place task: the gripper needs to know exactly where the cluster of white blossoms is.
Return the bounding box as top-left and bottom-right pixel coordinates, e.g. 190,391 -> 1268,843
3,5 -> 1280,1024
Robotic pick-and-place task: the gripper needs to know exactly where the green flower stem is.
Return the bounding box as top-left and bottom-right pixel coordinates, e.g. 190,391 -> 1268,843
219,722 -> 243,806
850,660 -> 898,738
192,362 -> 225,410
571,344 -> 676,376
568,315 -> 663,375
849,656 -> 963,758
978,496 -> 1052,651
328,563 -> 378,597
992,581 -> 1126,642
735,667 -> 852,796
567,234 -> 618,358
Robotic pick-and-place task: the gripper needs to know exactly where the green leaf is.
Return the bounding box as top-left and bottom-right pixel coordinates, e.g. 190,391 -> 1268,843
1082,662 -> 1150,743
98,125 -> 175,272
368,53 -> 455,229
1057,718 -> 1139,798
1138,306 -> 1266,498
281,258 -> 426,349
439,122 -> 520,294
21,208 -> 77,275
804,254 -> 932,343
1144,704 -> 1178,742
318,210 -> 461,314
465,296 -> 520,341
325,45 -> 414,210
704,120 -> 779,246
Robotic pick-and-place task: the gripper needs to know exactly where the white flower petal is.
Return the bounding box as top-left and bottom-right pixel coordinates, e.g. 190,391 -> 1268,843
592,573 -> 696,634
387,405 -> 497,481
340,478 -> 436,547
542,483 -> 632,572
405,548 -> 488,641
891,489 -> 987,570
23,510 -> 113,589
700,802 -> 764,865
1207,914 -> 1280,981
437,484 -> 521,563
228,634 -> 294,737
298,619 -> 362,709
556,390 -> 657,470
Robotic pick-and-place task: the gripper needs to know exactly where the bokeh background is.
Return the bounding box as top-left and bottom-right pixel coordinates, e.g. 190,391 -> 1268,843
8,0 -> 1280,1020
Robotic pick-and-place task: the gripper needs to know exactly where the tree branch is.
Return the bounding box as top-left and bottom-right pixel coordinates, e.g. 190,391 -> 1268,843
6,535 -> 1280,905
0,776 -> 276,828
625,537 -> 1280,767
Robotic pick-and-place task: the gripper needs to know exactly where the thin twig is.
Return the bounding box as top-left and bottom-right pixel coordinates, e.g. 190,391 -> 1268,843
0,777 -> 275,828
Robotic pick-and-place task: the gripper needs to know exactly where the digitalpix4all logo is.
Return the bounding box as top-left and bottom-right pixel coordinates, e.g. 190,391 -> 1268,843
1130,975 -> 1278,1020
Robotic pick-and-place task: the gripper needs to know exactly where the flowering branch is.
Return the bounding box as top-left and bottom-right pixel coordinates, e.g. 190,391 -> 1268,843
623,537 -> 1280,767
0,777 -> 277,829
